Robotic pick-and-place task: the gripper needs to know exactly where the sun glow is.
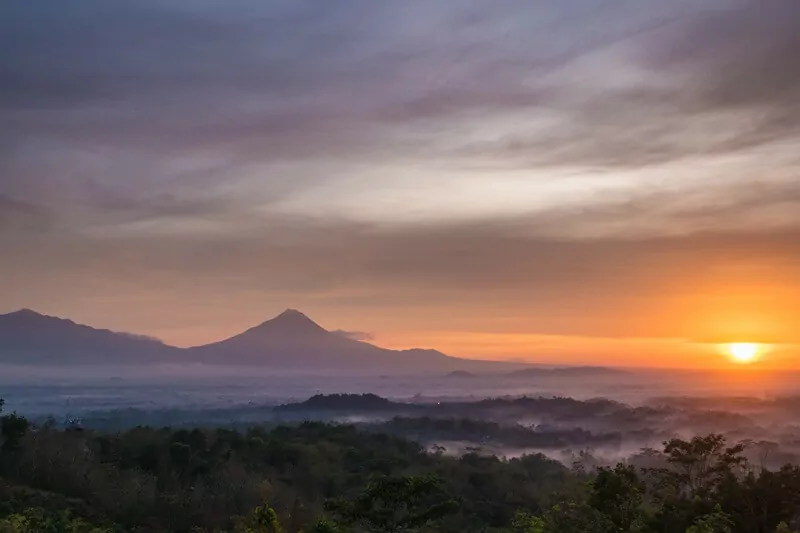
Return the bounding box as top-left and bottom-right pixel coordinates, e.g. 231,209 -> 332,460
726,342 -> 761,363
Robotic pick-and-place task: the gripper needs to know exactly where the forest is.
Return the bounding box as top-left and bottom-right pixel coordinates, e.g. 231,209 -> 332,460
2,396 -> 800,532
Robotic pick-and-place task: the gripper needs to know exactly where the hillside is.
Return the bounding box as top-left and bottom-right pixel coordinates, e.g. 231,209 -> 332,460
0,309 -> 182,364
185,309 -> 456,370
0,308 -> 461,371
507,365 -> 628,378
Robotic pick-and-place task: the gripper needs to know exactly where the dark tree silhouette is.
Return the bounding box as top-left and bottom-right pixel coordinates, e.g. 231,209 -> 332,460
325,475 -> 458,533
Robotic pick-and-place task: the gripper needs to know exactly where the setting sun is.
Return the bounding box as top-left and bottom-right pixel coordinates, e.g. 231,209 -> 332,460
726,342 -> 761,363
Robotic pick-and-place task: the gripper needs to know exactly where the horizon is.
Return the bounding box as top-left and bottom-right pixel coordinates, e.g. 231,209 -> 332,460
1,1 -> 798,371
1,306 -> 797,371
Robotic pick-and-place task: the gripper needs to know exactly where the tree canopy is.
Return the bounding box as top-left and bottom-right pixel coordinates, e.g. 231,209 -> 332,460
1,397 -> 800,532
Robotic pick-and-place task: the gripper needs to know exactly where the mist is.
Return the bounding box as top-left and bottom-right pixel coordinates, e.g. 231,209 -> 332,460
4,366 -> 800,470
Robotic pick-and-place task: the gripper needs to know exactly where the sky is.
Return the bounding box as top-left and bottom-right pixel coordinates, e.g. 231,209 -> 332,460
1,0 -> 798,368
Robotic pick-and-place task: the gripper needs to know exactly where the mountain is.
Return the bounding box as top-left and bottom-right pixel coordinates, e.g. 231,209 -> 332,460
186,309 -> 456,371
275,393 -> 405,412
0,309 -> 182,364
0,308 -> 463,371
444,370 -> 478,379
507,366 -> 627,378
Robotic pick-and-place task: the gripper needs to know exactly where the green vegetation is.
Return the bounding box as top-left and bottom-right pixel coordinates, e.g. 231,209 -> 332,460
2,398 -> 800,532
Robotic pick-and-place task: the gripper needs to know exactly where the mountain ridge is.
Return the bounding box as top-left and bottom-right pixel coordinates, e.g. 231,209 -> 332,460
0,308 -> 179,364
0,308 -> 460,371
0,308 -> 620,374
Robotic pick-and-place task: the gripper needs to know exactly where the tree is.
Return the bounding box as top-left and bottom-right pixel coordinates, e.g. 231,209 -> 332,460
0,508 -> 112,533
308,518 -> 344,533
589,464 -> 644,531
248,505 -> 283,533
0,398 -> 29,452
511,511 -> 546,533
660,435 -> 746,497
513,503 -> 617,533
685,506 -> 733,533
325,475 -> 457,533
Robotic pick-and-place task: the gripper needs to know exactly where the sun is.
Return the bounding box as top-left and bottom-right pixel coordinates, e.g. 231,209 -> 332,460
726,342 -> 761,363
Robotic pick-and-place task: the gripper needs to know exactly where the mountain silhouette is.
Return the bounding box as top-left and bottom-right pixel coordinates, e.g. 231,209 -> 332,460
0,308 -> 462,371
0,309 -> 181,364
187,309 -> 454,370
507,366 -> 629,378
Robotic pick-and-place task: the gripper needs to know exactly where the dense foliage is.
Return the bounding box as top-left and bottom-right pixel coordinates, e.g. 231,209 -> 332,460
2,398 -> 800,532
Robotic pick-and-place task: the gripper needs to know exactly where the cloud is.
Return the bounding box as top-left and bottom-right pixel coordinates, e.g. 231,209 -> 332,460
0,1 -> 796,238
332,330 -> 376,342
644,1 -> 800,111
2,210 -> 798,343
2,0 -> 797,170
117,331 -> 166,344
417,1 -> 800,171
0,0 -> 798,352
0,194 -> 52,231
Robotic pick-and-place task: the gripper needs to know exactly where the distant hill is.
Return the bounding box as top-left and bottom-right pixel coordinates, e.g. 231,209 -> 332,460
0,309 -> 182,364
185,309 -> 456,370
276,393 -> 404,412
0,308 -> 457,371
0,308 -> 616,374
444,370 -> 478,379
507,366 -> 627,378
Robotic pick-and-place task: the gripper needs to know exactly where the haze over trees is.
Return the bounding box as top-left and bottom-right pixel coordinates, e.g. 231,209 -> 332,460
3,395 -> 800,533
